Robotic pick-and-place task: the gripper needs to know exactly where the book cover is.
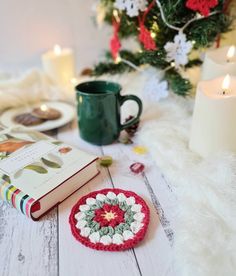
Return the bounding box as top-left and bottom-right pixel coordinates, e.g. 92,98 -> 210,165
0,126 -> 99,220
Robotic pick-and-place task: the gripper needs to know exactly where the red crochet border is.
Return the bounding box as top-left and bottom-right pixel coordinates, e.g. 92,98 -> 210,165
69,188 -> 150,251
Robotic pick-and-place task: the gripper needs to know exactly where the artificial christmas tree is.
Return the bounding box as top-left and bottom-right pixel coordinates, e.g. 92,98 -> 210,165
93,0 -> 232,96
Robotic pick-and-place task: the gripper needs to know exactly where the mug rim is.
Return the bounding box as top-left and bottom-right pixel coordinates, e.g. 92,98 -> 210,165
75,80 -> 122,96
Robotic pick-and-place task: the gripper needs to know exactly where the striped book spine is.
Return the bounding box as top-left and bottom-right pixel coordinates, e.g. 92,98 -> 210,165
0,179 -> 36,217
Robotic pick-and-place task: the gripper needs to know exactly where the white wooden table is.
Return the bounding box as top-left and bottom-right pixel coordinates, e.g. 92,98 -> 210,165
0,120 -> 176,276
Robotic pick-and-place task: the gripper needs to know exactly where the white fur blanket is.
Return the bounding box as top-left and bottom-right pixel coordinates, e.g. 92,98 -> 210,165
104,69 -> 236,276
139,97 -> 236,276
0,69 -> 78,110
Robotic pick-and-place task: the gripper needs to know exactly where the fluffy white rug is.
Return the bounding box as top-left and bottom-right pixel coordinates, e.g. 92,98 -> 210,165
139,97 -> 236,276
111,69 -> 236,276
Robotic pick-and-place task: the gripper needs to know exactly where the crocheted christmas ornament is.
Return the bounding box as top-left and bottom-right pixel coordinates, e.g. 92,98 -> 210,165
186,0 -> 218,17
138,24 -> 156,50
69,188 -> 150,251
110,19 -> 121,60
138,0 -> 156,50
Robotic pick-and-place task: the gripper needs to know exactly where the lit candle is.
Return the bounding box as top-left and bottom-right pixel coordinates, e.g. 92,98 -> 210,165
42,45 -> 76,86
201,45 -> 236,81
189,75 -> 236,157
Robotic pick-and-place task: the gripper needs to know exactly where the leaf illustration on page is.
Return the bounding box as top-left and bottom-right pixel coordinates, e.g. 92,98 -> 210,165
24,165 -> 48,174
47,153 -> 63,166
14,169 -> 23,179
41,157 -> 61,169
52,141 -> 63,146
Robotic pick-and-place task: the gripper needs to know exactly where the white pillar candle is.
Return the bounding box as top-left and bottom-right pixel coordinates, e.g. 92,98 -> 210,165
189,75 -> 236,158
201,46 -> 236,80
42,45 -> 76,86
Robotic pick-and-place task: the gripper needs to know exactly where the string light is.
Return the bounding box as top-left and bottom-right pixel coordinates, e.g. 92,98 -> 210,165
151,32 -> 156,38
113,9 -> 120,22
108,0 -> 220,73
155,0 -> 219,32
115,55 -> 122,64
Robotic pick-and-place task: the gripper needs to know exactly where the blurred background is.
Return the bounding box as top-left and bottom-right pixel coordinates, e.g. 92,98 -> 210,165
0,0 -> 110,72
0,0 -> 235,73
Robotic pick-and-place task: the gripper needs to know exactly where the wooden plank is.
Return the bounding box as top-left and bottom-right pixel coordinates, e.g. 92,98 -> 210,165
57,122 -> 141,276
101,142 -> 175,276
0,201 -> 58,276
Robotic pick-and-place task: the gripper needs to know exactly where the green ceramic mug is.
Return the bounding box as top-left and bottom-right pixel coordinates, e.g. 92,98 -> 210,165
76,80 -> 143,145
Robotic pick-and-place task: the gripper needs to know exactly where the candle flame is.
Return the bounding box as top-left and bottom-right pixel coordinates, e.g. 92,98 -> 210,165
40,104 -> 49,112
54,44 -> 62,55
222,74 -> 231,93
227,45 -> 235,61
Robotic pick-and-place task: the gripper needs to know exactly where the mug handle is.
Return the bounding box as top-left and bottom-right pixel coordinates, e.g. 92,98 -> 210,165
119,95 -> 143,131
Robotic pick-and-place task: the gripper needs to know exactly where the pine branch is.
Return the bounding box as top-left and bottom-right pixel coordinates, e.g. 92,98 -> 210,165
165,69 -> 192,96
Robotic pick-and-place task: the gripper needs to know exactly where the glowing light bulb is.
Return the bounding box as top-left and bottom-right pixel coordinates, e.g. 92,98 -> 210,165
54,44 -> 62,55
227,46 -> 235,62
113,9 -> 120,22
222,74 -> 231,95
115,55 -> 121,64
151,32 -> 156,39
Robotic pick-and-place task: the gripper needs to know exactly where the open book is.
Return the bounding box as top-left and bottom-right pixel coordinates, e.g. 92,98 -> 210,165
0,127 -> 99,220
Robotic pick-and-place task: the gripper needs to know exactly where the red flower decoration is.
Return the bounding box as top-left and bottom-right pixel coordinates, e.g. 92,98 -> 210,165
94,204 -> 125,227
186,0 -> 218,17
138,24 -> 156,50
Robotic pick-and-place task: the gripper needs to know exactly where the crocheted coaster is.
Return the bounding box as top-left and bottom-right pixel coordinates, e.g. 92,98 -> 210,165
69,188 -> 150,251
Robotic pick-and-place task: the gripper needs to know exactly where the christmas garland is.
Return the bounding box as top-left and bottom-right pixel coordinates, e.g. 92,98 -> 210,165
92,0 -> 231,96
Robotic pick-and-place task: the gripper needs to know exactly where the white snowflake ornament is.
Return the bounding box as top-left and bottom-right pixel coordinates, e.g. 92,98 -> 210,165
164,32 -> 193,68
144,75 -> 169,101
114,0 -> 148,17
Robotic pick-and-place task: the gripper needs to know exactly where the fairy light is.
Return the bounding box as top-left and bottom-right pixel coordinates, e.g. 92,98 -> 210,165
151,32 -> 156,38
113,9 -> 120,22
115,55 -> 122,64
106,0 -> 219,75
155,0 -> 219,32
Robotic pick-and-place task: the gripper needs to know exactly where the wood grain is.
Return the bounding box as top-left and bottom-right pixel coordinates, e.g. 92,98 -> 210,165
0,201 -> 58,276
57,122 -> 142,276
102,143 -> 175,276
0,120 -> 175,276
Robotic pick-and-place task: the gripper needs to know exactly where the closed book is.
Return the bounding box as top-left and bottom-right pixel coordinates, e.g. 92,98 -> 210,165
0,127 -> 99,220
